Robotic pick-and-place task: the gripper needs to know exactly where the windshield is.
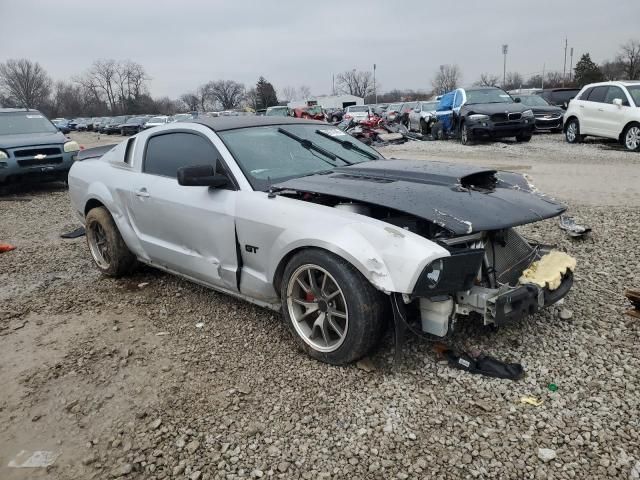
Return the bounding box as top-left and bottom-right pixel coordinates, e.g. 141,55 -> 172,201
128,117 -> 146,123
519,95 -> 550,106
148,116 -> 166,123
305,106 -> 322,115
219,124 -> 382,191
628,85 -> 640,106
387,103 -> 401,111
466,88 -> 513,105
422,102 -> 438,111
348,106 -> 369,113
266,107 -> 289,116
112,116 -> 127,123
0,112 -> 58,135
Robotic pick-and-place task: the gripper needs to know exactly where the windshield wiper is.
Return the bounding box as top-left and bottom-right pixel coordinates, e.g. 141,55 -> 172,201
315,129 -> 378,160
277,127 -> 353,166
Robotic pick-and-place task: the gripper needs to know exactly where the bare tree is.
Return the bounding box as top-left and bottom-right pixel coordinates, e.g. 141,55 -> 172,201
431,64 -> 461,95
336,70 -> 373,98
617,39 -> 640,80
544,71 -> 564,88
281,86 -> 298,102
0,58 -> 52,108
298,85 -> 311,99
209,80 -> 245,110
474,72 -> 500,87
600,60 -> 626,81
245,88 -> 259,110
503,72 -> 524,90
180,93 -> 199,111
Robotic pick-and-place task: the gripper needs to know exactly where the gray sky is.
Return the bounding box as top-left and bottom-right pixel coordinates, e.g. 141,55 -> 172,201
2,0 -> 639,98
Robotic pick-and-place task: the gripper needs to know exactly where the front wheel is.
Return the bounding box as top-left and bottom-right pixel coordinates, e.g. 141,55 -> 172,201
281,249 -> 385,365
565,119 -> 583,144
460,122 -> 473,145
86,207 -> 137,277
622,123 -> 640,152
516,133 -> 532,142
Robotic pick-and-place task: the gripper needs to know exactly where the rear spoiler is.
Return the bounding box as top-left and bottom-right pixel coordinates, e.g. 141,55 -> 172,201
76,144 -> 117,161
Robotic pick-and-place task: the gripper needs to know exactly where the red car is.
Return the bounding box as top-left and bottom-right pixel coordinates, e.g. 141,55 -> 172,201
292,105 -> 325,121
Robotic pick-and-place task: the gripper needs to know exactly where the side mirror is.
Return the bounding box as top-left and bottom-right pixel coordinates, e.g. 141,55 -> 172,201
514,97 -> 521,103
177,163 -> 229,188
613,98 -> 623,107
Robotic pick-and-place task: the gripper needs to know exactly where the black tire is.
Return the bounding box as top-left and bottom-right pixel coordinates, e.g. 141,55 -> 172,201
331,116 -> 339,123
280,249 -> 386,365
460,122 -> 473,145
420,119 -> 429,135
516,133 -> 532,142
621,123 -> 640,152
564,118 -> 583,144
431,122 -> 444,140
85,207 -> 137,277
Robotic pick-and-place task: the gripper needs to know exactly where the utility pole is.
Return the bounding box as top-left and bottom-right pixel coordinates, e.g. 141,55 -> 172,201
332,74 -> 335,96
562,37 -> 568,87
502,44 -> 508,87
542,63 -> 545,89
569,47 -> 574,83
373,63 -> 377,104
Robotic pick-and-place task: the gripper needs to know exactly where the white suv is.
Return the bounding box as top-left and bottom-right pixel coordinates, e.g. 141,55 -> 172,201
564,81 -> 640,151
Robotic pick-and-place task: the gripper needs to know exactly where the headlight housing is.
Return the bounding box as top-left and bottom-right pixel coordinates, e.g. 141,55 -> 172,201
0,150 -> 8,160
468,114 -> 490,122
522,109 -> 534,118
64,141 -> 80,152
424,259 -> 444,288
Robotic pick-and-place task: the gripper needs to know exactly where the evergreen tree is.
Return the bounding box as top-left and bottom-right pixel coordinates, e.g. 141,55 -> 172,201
574,53 -> 604,87
256,76 -> 278,109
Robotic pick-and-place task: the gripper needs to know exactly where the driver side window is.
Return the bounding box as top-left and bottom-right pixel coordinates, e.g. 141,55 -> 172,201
453,91 -> 463,108
144,132 -> 222,178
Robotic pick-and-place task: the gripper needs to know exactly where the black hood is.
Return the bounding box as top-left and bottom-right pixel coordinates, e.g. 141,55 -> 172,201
274,159 -> 566,235
463,102 -> 530,115
529,105 -> 564,115
0,131 -> 66,149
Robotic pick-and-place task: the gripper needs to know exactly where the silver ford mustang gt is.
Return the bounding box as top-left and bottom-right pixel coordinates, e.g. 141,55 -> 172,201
68,117 -> 575,364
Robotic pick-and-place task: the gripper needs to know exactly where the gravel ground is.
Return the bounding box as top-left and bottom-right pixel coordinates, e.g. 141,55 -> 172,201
1,132 -> 639,479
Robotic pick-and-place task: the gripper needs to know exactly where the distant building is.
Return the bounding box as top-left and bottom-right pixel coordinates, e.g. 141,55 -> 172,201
288,95 -> 364,110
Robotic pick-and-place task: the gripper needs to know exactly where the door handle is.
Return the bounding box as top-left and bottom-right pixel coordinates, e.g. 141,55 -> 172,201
135,188 -> 150,198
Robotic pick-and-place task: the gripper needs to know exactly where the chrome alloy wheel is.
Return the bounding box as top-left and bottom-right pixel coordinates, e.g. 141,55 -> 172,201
286,264 -> 349,352
566,121 -> 577,142
87,221 -> 110,269
625,126 -> 640,151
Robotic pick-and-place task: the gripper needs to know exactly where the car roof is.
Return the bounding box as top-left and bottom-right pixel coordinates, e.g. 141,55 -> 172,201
578,80 -> 640,88
0,108 -> 42,114
193,116 -> 325,132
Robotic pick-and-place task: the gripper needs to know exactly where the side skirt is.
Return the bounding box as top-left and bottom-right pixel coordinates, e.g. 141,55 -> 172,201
137,258 -> 282,312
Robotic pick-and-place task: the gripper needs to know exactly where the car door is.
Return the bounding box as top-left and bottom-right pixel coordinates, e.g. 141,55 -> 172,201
599,86 -> 631,138
126,130 -> 239,291
581,86 -> 608,135
435,93 -> 455,132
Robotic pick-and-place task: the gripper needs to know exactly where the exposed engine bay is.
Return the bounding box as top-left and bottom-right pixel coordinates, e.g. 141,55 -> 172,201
278,189 -> 575,337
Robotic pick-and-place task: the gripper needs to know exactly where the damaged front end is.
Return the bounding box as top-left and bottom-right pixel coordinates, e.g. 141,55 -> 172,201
273,158 -> 576,337
411,229 -> 575,337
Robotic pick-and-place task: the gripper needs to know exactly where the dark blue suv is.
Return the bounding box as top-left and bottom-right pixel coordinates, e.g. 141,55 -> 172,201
0,108 -> 80,184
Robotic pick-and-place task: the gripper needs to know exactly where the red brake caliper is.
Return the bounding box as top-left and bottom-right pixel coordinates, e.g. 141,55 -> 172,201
305,292 -> 316,303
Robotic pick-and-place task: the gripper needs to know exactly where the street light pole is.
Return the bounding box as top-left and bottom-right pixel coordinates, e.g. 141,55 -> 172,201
562,37 -> 568,87
569,47 -> 574,83
502,44 -> 508,87
373,63 -> 377,104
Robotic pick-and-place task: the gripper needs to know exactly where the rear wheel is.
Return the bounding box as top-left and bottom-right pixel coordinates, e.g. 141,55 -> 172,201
622,123 -> 640,152
565,118 -> 583,143
86,207 -> 137,277
281,249 -> 386,365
